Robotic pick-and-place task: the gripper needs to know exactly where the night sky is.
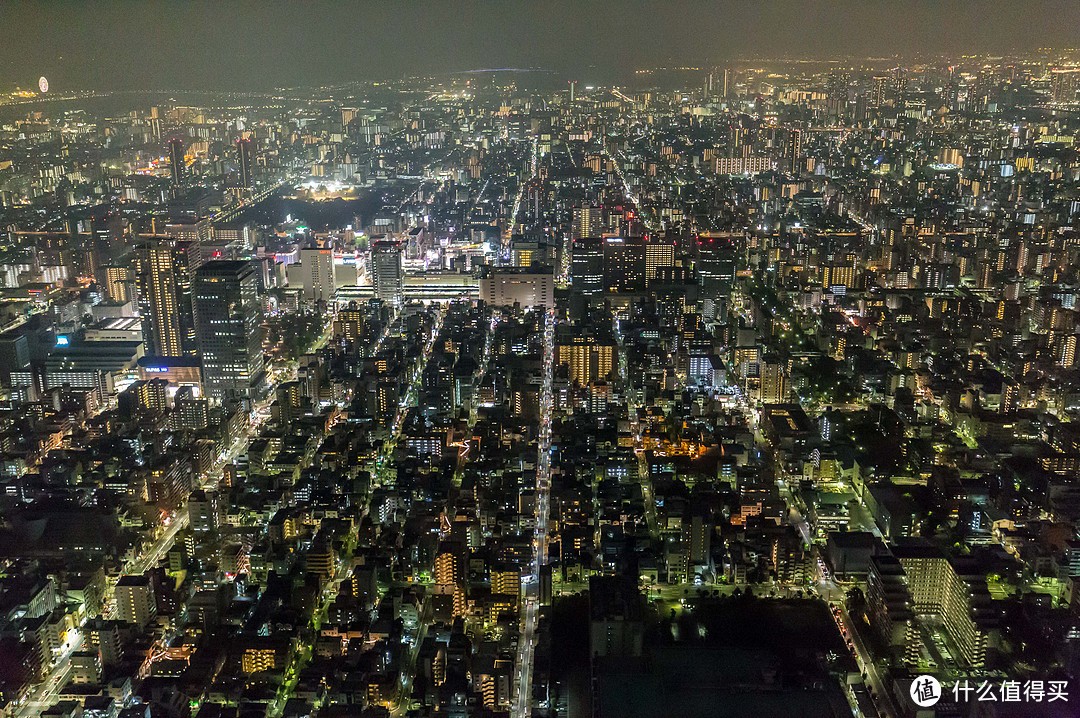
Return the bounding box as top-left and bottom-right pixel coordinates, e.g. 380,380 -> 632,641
1,1 -> 1077,92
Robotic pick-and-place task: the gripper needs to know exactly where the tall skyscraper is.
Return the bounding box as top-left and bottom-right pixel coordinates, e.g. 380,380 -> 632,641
870,76 -> 888,107
893,66 -> 909,100
194,260 -> 265,403
168,138 -> 185,186
696,233 -> 739,319
237,138 -> 255,188
785,128 -> 804,168
1051,68 -> 1080,104
371,240 -> 403,307
136,236 -> 202,358
826,71 -> 850,119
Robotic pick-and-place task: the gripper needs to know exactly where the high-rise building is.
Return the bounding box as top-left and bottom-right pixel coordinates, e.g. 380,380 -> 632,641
370,240 -> 403,307
236,138 -> 255,188
168,138 -> 185,186
114,575 -> 156,629
137,238 -> 181,358
295,247 -> 335,303
866,550 -> 919,665
727,126 -> 750,157
785,128 -> 804,167
102,265 -> 130,303
893,66 -> 909,99
175,385 -> 209,429
556,330 -> 616,385
1051,68 -> 1080,104
194,260 -> 265,403
572,205 -> 604,239
696,234 -> 739,296
644,237 -> 675,285
188,489 -> 221,533
870,76 -> 889,107
603,236 -> 645,292
490,564 -> 521,602
136,236 -> 202,358
1058,333 -> 1078,368
570,238 -> 604,295
826,71 -> 850,119
891,543 -> 998,667
761,361 -> 789,404
434,541 -> 465,586
688,512 -> 712,565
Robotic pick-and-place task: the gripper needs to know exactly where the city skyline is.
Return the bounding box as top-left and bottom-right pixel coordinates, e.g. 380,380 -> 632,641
2,5 -> 1080,718
1,1 -> 1080,92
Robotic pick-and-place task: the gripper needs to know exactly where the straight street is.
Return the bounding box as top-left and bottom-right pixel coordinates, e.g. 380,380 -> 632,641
513,308 -> 555,718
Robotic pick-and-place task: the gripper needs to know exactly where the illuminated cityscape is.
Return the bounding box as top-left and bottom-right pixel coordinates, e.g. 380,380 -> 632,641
1,2 -> 1080,717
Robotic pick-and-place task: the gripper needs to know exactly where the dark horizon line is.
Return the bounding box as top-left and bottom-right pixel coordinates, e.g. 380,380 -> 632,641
6,48 -> 1080,100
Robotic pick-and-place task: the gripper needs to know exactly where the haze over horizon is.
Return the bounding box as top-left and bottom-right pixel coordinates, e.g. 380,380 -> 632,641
2,0 -> 1079,93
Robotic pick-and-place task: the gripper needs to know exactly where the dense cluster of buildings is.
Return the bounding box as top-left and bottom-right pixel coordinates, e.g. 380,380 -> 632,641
0,50 -> 1080,718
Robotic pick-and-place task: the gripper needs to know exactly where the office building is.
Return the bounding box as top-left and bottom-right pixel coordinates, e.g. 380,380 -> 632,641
293,247 -> 335,303
193,260 -> 265,403
479,266 -> 554,308
603,236 -> 645,292
175,385 -> 209,429
696,233 -> 739,300
644,237 -> 675,284
135,235 -> 201,358
371,240 -> 404,307
570,237 -> 604,295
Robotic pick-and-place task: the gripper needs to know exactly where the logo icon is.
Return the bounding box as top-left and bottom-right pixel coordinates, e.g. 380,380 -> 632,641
910,675 -> 942,707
